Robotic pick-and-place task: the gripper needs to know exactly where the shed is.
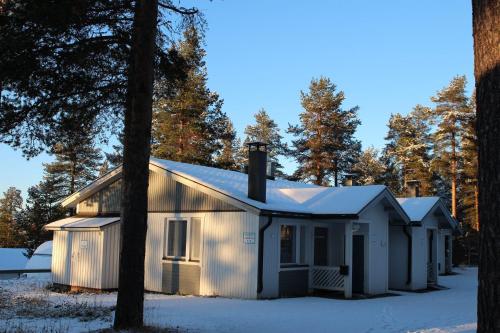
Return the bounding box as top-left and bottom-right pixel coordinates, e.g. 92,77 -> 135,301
45,216 -> 120,290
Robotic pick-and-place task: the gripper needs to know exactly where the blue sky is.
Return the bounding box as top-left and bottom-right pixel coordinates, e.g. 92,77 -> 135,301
0,0 -> 474,198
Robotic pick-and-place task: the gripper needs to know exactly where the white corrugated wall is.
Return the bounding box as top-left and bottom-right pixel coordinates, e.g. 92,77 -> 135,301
101,223 -> 121,289
69,231 -> 104,289
200,212 -> 259,299
145,213 -> 165,292
145,212 -> 260,298
52,231 -> 71,285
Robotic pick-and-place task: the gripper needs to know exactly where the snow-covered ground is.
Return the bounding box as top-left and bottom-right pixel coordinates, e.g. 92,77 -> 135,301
0,267 -> 477,333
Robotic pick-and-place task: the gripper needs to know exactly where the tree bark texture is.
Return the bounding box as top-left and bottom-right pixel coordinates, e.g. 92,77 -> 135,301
472,1 -> 500,332
114,0 -> 158,329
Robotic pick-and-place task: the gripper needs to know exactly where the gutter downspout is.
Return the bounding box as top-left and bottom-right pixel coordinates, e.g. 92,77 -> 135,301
257,215 -> 273,294
403,226 -> 412,285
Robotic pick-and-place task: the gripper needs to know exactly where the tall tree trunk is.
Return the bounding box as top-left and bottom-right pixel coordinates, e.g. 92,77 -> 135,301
472,1 -> 500,332
451,132 -> 457,217
114,0 -> 158,329
475,183 -> 480,230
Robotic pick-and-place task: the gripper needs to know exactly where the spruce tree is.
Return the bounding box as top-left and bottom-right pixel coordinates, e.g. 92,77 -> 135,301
288,77 -> 361,186
242,108 -> 288,175
430,76 -> 472,217
352,147 -> 386,185
0,187 -> 23,247
152,25 -> 227,165
382,105 -> 434,196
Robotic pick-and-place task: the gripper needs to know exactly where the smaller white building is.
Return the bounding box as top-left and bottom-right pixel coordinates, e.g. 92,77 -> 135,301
45,217 -> 120,290
25,241 -> 53,278
390,197 -> 458,291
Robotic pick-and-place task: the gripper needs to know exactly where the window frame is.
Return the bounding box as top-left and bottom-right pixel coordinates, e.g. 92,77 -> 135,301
279,223 -> 308,267
164,216 -> 203,263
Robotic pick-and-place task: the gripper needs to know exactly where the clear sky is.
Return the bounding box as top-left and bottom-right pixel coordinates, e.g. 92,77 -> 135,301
0,0 -> 474,199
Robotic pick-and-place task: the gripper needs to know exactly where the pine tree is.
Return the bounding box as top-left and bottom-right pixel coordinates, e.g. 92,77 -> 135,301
242,108 -> 288,175
460,95 -> 479,230
0,1 -> 201,327
152,25 -> 227,165
430,76 -> 471,217
15,174 -> 66,257
472,1 -> 500,330
352,147 -> 386,185
382,105 -> 434,196
288,77 -> 361,186
105,133 -> 125,169
44,126 -> 103,198
0,187 -> 23,247
214,118 -> 242,171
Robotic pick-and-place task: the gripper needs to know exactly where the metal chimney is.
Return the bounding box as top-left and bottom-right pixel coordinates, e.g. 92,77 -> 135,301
247,142 -> 267,203
266,161 -> 277,180
406,180 -> 421,197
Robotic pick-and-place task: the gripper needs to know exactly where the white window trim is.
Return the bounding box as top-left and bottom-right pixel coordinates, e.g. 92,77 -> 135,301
163,216 -> 203,264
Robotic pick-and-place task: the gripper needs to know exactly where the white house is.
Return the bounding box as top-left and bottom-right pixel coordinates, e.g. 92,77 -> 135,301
389,196 -> 458,291
45,143 -> 415,299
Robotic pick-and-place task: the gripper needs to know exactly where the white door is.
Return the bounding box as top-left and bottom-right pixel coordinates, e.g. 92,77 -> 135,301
70,232 -> 81,287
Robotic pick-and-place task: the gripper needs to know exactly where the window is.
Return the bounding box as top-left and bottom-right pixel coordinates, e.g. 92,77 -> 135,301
167,220 -> 187,258
165,217 -> 202,262
190,217 -> 201,261
280,224 -> 307,265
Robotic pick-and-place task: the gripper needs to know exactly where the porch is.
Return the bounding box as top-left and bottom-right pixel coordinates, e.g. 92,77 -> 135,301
278,220 -> 368,299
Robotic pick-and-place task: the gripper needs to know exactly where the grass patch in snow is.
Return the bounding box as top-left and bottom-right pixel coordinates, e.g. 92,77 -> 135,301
0,287 -> 114,323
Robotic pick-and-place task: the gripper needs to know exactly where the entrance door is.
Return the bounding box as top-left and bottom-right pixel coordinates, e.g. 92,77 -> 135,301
314,227 -> 328,266
352,235 -> 364,294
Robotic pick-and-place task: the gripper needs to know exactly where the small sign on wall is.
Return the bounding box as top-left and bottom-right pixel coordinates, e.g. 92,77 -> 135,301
243,232 -> 256,244
80,240 -> 88,249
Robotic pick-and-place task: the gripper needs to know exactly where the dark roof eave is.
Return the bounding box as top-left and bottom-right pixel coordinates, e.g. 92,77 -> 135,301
259,209 -> 358,220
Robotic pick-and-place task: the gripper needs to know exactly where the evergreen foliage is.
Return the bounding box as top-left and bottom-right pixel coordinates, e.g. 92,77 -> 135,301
288,77 -> 361,186
0,187 -> 23,247
151,26 -> 229,165
16,174 -> 66,257
44,124 -> 103,197
382,105 -> 434,196
430,75 -> 473,217
460,95 -> 479,230
214,118 -> 243,171
352,147 -> 386,185
242,108 -> 288,175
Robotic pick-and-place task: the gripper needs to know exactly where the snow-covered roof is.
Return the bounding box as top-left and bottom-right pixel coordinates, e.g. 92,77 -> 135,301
60,157 -> 409,220
32,241 -> 52,256
0,248 -> 28,270
150,158 -> 400,217
397,197 -> 457,230
397,197 -> 441,222
44,217 -> 120,231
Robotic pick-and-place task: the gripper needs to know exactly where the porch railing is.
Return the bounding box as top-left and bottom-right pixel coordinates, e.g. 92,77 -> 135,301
311,266 -> 344,291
